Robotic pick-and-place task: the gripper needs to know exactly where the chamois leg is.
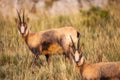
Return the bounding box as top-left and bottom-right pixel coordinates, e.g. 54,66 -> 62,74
63,50 -> 72,63
64,53 -> 69,63
64,50 -> 73,63
34,54 -> 39,64
58,39 -> 72,63
45,54 -> 50,65
31,54 -> 39,67
67,51 -> 74,63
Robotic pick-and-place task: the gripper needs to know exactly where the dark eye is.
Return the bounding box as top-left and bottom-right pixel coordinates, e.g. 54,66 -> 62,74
24,23 -> 27,26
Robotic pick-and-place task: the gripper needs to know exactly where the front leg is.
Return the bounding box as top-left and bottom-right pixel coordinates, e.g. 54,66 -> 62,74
30,48 -> 40,66
64,51 -> 74,64
31,54 -> 39,67
34,54 -> 39,65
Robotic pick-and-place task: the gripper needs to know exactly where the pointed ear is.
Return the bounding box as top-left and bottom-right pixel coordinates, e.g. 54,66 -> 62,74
80,43 -> 85,52
26,17 -> 29,23
15,18 -> 18,23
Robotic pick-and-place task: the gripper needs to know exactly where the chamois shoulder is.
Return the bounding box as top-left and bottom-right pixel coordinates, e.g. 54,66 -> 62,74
26,32 -> 41,48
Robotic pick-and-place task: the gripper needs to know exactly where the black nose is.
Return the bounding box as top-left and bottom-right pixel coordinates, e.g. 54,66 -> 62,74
21,33 -> 24,35
76,61 -> 79,64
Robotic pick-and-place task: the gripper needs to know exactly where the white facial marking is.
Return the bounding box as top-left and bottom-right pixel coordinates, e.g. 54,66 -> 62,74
25,28 -> 28,35
75,51 -> 80,62
79,57 -> 84,65
20,26 -> 25,33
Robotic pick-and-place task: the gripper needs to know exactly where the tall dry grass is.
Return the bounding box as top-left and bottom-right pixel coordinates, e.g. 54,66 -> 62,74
0,1 -> 120,80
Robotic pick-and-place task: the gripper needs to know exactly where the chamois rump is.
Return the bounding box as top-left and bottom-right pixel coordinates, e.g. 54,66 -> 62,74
15,10 -> 80,64
69,36 -> 120,80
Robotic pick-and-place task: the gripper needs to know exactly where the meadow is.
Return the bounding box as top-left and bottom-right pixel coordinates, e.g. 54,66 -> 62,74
0,1 -> 120,80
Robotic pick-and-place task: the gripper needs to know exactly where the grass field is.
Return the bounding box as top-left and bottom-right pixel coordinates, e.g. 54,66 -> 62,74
0,1 -> 120,80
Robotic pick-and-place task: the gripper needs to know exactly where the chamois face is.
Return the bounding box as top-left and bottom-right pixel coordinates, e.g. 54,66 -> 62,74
70,35 -> 82,64
74,50 -> 82,63
18,22 -> 28,35
70,35 -> 85,66
16,10 -> 29,37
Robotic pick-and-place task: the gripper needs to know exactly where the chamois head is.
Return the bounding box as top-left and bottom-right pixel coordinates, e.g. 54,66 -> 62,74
70,35 -> 85,66
15,10 -> 29,37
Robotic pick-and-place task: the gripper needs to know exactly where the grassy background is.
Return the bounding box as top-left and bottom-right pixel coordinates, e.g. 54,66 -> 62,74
0,1 -> 120,80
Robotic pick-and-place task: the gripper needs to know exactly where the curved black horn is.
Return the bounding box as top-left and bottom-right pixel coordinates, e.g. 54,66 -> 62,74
16,10 -> 21,23
23,9 -> 25,23
77,35 -> 80,49
70,35 -> 76,51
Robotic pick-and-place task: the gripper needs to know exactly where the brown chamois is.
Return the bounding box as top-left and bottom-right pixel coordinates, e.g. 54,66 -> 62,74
15,10 -> 80,65
69,36 -> 120,80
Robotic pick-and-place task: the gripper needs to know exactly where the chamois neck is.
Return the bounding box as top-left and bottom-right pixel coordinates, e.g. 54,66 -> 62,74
22,30 -> 30,44
77,59 -> 90,74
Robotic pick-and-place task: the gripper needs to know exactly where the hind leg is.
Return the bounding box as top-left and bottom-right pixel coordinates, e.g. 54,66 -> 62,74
45,54 -> 51,65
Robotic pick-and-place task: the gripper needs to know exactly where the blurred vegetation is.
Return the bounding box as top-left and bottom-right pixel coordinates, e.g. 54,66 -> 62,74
0,1 -> 120,80
81,7 -> 110,27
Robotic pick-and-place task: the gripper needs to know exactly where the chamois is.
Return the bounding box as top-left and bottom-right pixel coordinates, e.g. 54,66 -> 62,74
15,10 -> 80,65
69,36 -> 120,80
